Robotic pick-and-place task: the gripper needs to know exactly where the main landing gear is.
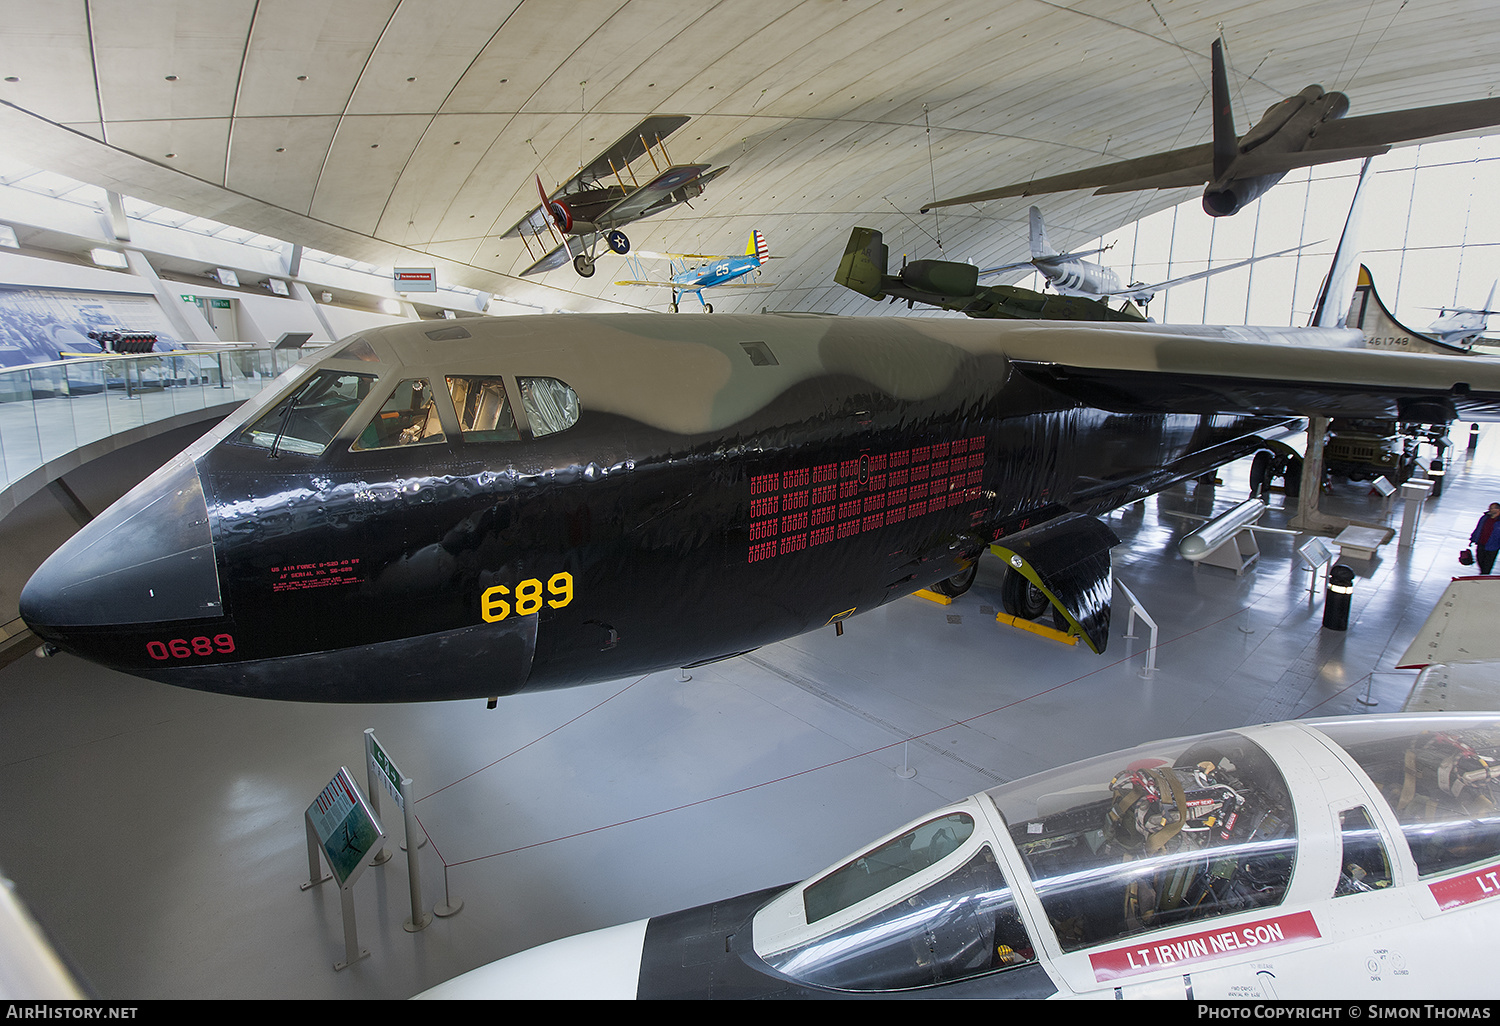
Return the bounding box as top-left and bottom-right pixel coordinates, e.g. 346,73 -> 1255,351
999,566 -> 1068,631
930,561 -> 978,598
571,230 -> 629,278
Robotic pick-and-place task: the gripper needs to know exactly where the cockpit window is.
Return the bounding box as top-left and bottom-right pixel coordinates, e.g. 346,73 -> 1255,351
447,376 -> 519,443
989,731 -> 1296,953
804,812 -> 974,925
237,370 -> 377,456
332,337 -> 380,362
519,376 -> 580,438
1315,720 -> 1500,878
352,378 -> 447,451
765,844 -> 1035,991
1335,806 -> 1392,896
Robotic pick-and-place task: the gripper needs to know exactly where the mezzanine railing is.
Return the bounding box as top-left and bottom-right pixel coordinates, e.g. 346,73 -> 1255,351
0,346 -> 306,498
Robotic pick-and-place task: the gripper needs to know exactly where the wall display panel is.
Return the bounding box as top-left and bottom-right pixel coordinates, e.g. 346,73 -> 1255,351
0,287 -> 183,368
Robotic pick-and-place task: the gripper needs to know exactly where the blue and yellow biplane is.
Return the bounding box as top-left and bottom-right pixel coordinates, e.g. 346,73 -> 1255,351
615,230 -> 772,312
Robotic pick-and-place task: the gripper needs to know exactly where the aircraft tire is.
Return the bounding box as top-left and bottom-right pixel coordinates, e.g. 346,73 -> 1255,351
1000,568 -> 1049,620
705,303 -> 713,313
574,254 -> 596,277
1249,450 -> 1272,499
930,561 -> 978,598
670,303 -> 679,313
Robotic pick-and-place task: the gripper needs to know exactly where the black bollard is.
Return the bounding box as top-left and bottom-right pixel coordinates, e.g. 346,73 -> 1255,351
1429,458 -> 1445,498
1323,564 -> 1355,631
1470,424 -> 1480,453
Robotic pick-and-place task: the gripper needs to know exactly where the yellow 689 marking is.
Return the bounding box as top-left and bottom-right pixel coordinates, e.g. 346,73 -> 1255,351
481,572 -> 574,622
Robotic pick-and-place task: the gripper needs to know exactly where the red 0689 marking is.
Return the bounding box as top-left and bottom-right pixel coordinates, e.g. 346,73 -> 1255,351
146,634 -> 236,661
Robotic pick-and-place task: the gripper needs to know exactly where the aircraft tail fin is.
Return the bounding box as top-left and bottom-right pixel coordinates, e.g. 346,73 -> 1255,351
1347,265 -> 1472,354
1310,157 -> 1376,328
1211,38 -> 1237,181
1028,206 -> 1058,258
747,229 -> 769,264
835,227 -> 891,299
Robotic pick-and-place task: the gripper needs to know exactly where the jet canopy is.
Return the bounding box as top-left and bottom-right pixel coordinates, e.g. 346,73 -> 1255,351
749,716 -> 1500,995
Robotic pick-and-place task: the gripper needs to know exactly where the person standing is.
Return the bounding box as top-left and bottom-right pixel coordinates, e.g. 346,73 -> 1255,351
1470,503 -> 1500,573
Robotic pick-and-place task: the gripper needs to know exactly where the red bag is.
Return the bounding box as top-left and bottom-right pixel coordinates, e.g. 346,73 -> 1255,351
1461,547 -> 1476,566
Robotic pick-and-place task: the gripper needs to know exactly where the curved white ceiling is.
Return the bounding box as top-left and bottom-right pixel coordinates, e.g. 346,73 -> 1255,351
2,0 -> 1497,316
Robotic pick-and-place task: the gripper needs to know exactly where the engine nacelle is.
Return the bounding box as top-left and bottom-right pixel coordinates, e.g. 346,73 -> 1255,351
900,259 -> 978,299
1203,188 -> 1242,217
535,174 -> 575,234
1203,175 -> 1274,217
547,199 -> 573,234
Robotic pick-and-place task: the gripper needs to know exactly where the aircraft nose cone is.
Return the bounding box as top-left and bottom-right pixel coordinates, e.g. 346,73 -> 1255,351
21,455 -> 222,637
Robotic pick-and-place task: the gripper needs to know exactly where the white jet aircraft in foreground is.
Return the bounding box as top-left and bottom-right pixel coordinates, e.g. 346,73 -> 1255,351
418,712 -> 1500,999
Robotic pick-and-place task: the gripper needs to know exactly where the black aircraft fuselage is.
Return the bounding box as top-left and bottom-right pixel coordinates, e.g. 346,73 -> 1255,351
20,314 -> 1292,702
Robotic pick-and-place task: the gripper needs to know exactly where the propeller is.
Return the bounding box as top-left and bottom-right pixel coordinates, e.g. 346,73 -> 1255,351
536,175 -> 572,234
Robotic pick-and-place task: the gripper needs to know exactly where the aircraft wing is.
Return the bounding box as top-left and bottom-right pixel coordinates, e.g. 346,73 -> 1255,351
594,164 -> 726,226
573,114 -> 692,184
922,144 -> 1213,211
632,248 -> 771,262
1398,577 -> 1500,670
1218,144 -> 1393,180
503,205 -> 556,241
998,322 -> 1500,424
976,260 -> 1036,278
1092,242 -> 1312,298
1309,96 -> 1500,153
614,279 -> 773,291
1395,577 -> 1500,712
520,234 -> 596,277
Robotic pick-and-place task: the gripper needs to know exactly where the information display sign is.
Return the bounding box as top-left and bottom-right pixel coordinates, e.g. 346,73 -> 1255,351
367,732 -> 403,811
306,767 -> 384,886
393,267 -> 437,292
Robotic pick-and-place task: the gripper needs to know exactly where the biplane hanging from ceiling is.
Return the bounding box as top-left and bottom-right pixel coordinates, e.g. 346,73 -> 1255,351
503,115 -> 728,278
614,230 -> 774,312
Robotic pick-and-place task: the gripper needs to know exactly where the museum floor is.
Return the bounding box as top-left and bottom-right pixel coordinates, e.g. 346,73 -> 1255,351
2,429 -> 1498,1000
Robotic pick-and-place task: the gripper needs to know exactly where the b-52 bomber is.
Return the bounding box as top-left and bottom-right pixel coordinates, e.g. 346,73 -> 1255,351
923,39 -> 1500,218
20,310 -> 1500,704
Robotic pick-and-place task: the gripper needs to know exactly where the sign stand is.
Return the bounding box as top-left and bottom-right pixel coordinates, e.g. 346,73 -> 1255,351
1398,479 -> 1434,547
300,767 -> 387,970
1299,536 -> 1335,600
364,730 -> 434,932
1116,579 -> 1159,678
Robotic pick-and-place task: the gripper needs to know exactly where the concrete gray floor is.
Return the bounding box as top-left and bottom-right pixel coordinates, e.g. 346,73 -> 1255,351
1,427 -> 1496,999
